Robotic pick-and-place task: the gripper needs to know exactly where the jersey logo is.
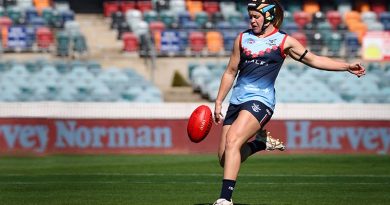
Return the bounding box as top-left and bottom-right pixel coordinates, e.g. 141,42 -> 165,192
267,39 -> 277,46
245,38 -> 256,44
252,103 -> 261,113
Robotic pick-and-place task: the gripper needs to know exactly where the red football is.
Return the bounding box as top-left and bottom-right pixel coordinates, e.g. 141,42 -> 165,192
187,105 -> 213,143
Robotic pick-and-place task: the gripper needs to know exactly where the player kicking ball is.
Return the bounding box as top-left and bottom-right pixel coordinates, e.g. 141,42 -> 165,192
212,0 -> 365,204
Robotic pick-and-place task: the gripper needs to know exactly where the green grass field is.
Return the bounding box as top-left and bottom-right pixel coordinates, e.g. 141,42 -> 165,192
0,154 -> 389,205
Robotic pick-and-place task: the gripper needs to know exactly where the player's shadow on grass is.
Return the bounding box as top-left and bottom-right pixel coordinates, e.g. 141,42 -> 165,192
194,203 -> 267,205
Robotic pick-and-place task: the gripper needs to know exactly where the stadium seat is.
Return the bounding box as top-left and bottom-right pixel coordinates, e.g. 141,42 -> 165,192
36,27 -> 53,51
308,32 -> 324,54
371,0 -> 387,15
54,60 -> 70,74
194,11 -> 209,28
317,21 -> 332,38
326,32 -> 343,57
285,1 -> 302,13
186,0 -> 203,17
291,32 -> 307,47
121,86 -> 143,101
25,6 -> 38,23
56,31 -> 70,56
221,30 -> 237,52
125,9 -> 142,30
206,31 -> 223,54
205,79 -> 222,101
355,0 -> 370,12
361,11 -> 378,24
136,0 -> 153,13
72,33 -> 88,56
293,11 -> 311,29
132,20 -> 149,38
154,0 -> 169,12
122,32 -> 138,52
143,10 -> 158,23
366,22 -> 384,31
120,1 -> 136,13
33,0 -> 51,13
181,20 -> 200,31
344,11 -> 361,27
215,20 -> 233,31
86,60 -> 101,75
337,0 -> 352,14
191,64 -> 211,92
149,21 -> 165,34
64,20 -> 80,36
61,9 -> 75,22
24,60 -> 39,73
203,0 -> 219,16
303,0 -> 320,14
177,11 -> 192,27
110,11 -> 124,30
160,10 -> 176,28
211,12 -> 224,24
345,32 -> 360,57
189,31 -> 205,54
169,0 -> 186,14
40,65 -> 61,79
41,7 -> 53,25
311,11 -> 326,26
232,21 -> 249,32
226,10 -> 243,25
6,6 -> 23,24
97,68 -> 130,91
103,1 -> 120,17
51,10 -> 64,28
187,61 -> 199,80
282,22 -> 299,34
283,11 -> 294,24
220,1 -> 238,20
326,10 -> 342,30
347,21 -> 367,43
379,12 -> 390,24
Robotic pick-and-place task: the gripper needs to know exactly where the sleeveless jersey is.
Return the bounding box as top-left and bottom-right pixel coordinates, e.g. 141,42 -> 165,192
229,29 -> 288,110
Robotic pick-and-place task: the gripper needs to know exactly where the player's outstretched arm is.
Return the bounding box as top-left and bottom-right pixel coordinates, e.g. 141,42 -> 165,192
284,36 -> 366,78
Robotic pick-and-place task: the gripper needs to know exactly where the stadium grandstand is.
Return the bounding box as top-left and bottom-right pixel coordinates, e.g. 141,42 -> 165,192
0,0 -> 389,103
0,0 -> 389,153
0,1 -> 389,205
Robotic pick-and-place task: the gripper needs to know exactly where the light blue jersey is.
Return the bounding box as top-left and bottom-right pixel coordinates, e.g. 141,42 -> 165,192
230,29 -> 288,110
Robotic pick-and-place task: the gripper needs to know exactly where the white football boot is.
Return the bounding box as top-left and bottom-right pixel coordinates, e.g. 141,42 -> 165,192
256,129 -> 286,151
213,198 -> 233,205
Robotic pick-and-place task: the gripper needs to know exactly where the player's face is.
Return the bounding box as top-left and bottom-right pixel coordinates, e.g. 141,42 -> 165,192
248,10 -> 265,35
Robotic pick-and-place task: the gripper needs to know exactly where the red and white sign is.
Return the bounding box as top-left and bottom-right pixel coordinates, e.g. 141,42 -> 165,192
0,119 -> 388,155
362,31 -> 390,61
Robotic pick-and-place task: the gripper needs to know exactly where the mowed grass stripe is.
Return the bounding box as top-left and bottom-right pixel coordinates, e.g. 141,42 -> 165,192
0,154 -> 389,205
2,173 -> 390,177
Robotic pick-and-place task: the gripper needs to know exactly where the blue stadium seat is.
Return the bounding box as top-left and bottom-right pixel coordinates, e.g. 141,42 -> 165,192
191,65 -> 211,92
345,32 -> 360,57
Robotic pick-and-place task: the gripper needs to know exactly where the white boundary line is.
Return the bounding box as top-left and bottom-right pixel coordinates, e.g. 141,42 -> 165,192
0,102 -> 389,120
0,181 -> 388,185
2,173 -> 390,178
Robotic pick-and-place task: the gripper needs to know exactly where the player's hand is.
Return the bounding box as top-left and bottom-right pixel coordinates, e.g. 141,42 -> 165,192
214,102 -> 224,125
348,62 -> 366,78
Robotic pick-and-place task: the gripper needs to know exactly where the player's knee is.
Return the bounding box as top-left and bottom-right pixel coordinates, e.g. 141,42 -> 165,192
225,133 -> 241,152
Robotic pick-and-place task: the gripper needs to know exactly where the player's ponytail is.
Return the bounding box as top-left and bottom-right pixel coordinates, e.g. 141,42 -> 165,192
272,0 -> 284,28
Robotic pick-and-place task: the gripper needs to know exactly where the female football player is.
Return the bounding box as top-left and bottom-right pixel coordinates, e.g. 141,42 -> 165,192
212,0 -> 366,204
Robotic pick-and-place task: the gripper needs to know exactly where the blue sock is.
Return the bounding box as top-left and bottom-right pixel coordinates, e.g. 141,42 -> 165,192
219,179 -> 236,201
247,140 -> 266,154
